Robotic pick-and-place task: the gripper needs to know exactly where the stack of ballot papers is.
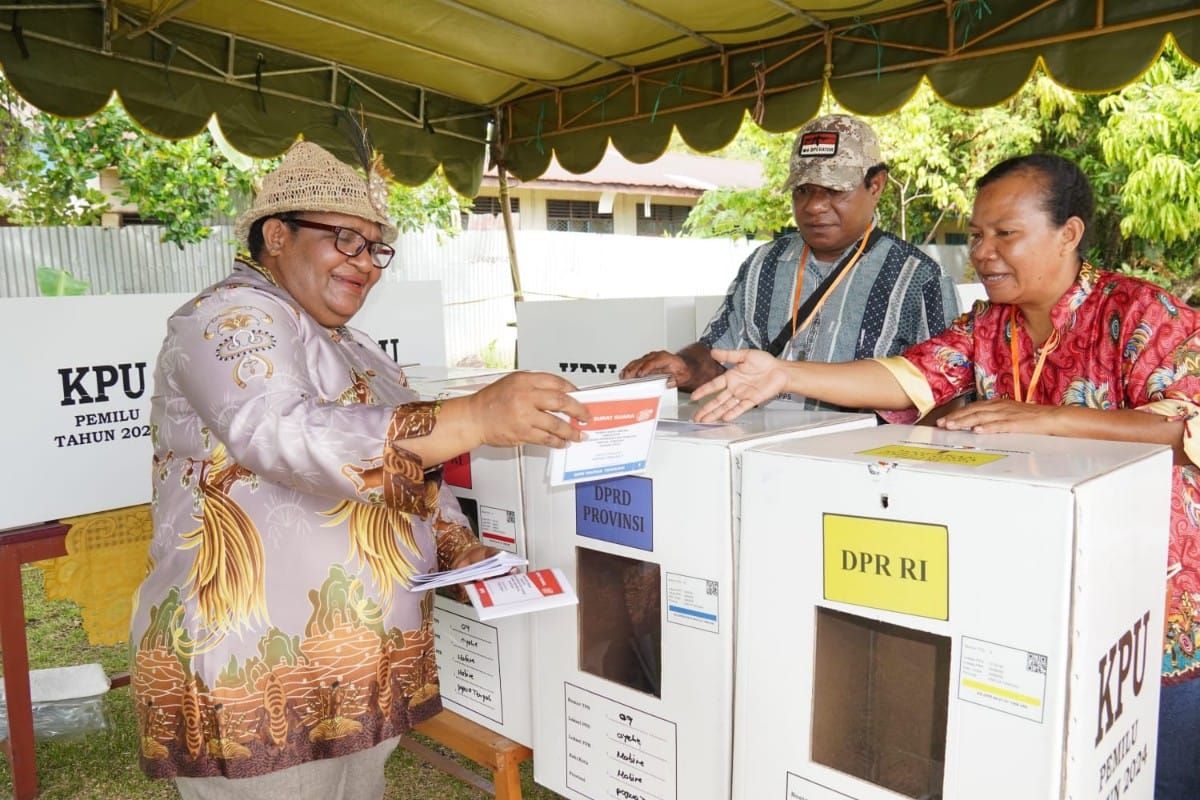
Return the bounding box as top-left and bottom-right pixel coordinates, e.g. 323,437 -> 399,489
464,568 -> 578,621
405,551 -> 527,591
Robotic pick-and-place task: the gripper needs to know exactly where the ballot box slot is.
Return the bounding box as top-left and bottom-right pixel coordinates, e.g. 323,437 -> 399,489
811,607 -> 950,799
576,546 -> 662,698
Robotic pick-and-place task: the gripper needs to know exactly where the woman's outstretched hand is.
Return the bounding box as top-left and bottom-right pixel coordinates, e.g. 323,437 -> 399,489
691,349 -> 788,422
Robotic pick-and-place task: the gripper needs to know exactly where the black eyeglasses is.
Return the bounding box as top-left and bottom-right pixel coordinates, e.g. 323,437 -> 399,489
284,217 -> 396,268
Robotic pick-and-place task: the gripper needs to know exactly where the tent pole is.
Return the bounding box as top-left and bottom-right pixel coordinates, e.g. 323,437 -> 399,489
497,164 -> 524,304
490,107 -> 523,368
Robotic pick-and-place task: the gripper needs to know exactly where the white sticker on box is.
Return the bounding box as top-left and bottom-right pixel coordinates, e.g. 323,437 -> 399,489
433,606 -> 504,723
479,504 -> 518,553
564,682 -> 677,800
665,572 -> 719,633
786,773 -> 860,800
957,635 -> 1047,723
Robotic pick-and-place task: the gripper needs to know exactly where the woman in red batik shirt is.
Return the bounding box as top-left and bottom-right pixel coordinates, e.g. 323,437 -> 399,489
691,153 -> 1200,798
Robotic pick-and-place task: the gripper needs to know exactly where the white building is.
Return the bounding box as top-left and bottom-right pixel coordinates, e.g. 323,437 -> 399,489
469,149 -> 764,236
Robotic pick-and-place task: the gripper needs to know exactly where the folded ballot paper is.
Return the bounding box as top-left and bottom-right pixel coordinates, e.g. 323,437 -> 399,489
464,567 -> 578,621
405,551 -> 527,591
549,375 -> 669,485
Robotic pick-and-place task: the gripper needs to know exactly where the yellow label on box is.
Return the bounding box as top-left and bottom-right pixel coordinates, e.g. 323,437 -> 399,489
858,444 -> 1007,467
823,514 -> 949,620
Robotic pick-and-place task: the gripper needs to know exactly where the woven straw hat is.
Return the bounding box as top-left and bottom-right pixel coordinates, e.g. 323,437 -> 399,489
234,140 -> 398,246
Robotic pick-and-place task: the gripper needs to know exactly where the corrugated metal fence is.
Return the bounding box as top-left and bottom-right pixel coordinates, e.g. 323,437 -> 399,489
0,225 -> 753,364
0,224 -> 231,296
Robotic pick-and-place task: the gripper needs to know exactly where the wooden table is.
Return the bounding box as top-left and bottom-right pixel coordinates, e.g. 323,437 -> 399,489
1,522 -> 68,800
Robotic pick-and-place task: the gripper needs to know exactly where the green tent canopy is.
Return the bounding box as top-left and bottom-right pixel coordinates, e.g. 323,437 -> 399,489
0,0 -> 1195,194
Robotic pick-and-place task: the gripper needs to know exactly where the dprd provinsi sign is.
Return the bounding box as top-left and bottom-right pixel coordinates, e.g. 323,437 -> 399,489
0,282 -> 444,531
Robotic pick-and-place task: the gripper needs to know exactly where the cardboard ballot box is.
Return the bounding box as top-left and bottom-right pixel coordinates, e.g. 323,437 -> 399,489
405,369 -> 536,747
522,406 -> 875,800
733,425 -> 1172,800
516,297 -> 699,382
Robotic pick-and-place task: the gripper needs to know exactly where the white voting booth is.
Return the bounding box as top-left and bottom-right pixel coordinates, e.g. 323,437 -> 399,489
516,296 -> 701,382
733,425 -> 1171,800
0,282 -> 444,532
404,368 -> 538,747
955,282 -> 988,311
351,280 -> 447,367
0,292 -> 190,529
694,294 -> 725,340
522,405 -> 875,800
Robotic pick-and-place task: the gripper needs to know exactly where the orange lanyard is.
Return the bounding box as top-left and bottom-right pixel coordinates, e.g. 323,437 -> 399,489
789,221 -> 874,339
1008,306 -> 1061,403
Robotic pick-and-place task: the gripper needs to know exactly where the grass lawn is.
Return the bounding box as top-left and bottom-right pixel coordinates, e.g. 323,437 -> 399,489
2,566 -> 564,800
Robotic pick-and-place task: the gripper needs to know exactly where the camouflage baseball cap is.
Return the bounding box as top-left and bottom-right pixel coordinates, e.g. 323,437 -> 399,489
783,114 -> 883,193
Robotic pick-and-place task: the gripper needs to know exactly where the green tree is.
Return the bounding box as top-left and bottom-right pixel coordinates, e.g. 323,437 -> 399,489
682,48 -> 1200,299
1096,54 -> 1200,295
1027,48 -> 1200,297
872,85 -> 1040,242
680,121 -> 792,239
0,102 -> 114,227
387,168 -> 466,237
0,92 -> 261,245
0,76 -> 466,247
683,88 -> 1040,243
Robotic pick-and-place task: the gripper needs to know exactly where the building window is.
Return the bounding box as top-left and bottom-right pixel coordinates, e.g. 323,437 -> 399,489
546,199 -> 613,234
637,203 -> 691,237
462,196 -> 519,230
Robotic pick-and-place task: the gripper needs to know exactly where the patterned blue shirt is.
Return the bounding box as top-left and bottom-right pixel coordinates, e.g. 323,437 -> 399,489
699,230 -> 960,409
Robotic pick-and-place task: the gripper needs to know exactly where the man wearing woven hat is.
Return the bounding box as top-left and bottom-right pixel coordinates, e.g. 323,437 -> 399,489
131,140 -> 590,799
622,114 -> 960,410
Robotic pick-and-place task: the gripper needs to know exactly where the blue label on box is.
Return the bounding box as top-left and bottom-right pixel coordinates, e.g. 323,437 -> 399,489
575,475 -> 653,551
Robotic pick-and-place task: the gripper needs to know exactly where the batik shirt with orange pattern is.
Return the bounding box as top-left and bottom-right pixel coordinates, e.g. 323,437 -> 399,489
130,259 -> 478,780
875,269 -> 1200,684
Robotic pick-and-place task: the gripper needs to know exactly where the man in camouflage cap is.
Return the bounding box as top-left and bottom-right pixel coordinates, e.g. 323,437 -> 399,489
785,113 -> 882,187
622,114 -> 960,410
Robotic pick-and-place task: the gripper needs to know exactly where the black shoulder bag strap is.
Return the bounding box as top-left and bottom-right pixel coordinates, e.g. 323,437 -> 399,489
764,227 -> 884,357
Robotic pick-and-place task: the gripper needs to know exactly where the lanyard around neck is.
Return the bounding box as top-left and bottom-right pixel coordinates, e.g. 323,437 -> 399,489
1008,306 -> 1061,403
789,220 -> 875,340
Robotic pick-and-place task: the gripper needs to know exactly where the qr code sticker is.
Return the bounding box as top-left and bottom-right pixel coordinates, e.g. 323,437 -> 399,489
506,510 -> 515,523
1026,652 -> 1048,675
706,580 -> 718,597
